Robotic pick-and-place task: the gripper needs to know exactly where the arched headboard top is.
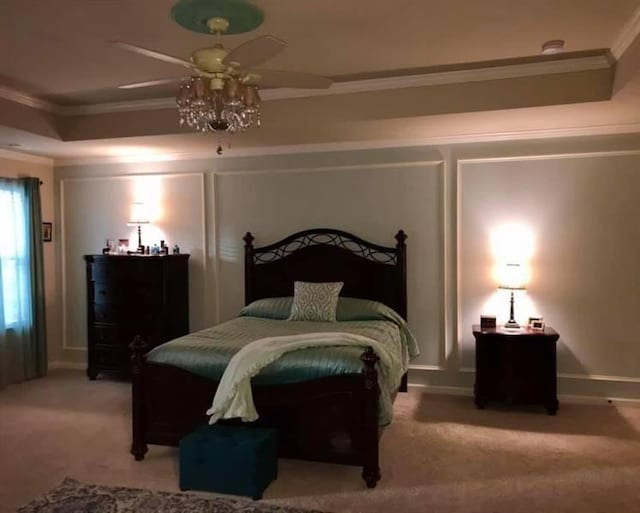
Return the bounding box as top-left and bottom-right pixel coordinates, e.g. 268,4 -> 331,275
243,228 -> 407,319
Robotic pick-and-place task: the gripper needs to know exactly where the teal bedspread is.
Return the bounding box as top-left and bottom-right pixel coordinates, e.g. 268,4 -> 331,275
147,297 -> 418,387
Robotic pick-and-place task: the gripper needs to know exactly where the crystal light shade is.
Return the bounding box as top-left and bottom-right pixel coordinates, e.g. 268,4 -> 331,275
177,76 -> 261,134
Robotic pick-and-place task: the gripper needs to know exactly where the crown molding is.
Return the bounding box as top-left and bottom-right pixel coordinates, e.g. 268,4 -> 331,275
0,54 -> 612,117
612,5 -> 640,59
56,97 -> 177,116
0,85 -> 57,113
54,120 -> 640,167
261,54 -> 611,101
0,148 -> 54,165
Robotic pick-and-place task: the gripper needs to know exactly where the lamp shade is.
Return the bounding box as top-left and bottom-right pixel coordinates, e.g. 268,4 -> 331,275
128,202 -> 150,225
497,262 -> 527,290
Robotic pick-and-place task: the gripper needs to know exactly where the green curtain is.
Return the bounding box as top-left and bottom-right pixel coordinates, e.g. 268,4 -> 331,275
0,177 -> 47,389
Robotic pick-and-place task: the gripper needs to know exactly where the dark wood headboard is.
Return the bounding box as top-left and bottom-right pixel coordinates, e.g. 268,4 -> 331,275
243,228 -> 407,320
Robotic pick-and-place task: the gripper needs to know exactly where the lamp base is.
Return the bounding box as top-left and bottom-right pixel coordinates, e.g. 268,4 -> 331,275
504,289 -> 520,329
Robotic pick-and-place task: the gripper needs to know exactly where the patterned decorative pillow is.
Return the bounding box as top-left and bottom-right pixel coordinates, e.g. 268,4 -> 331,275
288,281 -> 344,322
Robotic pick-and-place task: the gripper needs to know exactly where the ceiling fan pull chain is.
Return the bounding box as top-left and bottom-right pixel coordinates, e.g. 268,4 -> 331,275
216,133 -> 225,155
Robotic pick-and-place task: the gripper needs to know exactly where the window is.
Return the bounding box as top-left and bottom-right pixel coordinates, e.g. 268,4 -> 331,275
0,182 -> 29,328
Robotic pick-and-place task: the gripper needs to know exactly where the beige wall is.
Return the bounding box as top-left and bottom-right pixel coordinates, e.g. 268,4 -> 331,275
459,153 -> 640,380
59,174 -> 210,361
54,135 -> 640,399
0,151 -> 59,364
213,163 -> 444,366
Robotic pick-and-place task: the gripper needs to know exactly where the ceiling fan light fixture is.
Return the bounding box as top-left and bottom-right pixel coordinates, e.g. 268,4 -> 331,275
210,77 -> 225,90
110,3 -> 330,146
207,16 -> 230,34
244,86 -> 260,107
177,75 -> 261,134
224,77 -> 240,100
209,120 -> 229,131
192,76 -> 208,98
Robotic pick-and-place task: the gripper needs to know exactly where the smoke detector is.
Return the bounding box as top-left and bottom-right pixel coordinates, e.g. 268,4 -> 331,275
542,40 -> 565,55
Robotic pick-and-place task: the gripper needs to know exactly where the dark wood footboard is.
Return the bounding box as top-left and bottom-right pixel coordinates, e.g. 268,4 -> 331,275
130,337 -> 384,488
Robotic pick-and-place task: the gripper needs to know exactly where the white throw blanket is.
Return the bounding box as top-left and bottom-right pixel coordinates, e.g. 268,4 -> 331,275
206,332 -> 400,425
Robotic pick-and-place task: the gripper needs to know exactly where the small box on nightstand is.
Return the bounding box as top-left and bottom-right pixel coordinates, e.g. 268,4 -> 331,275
480,315 -> 497,329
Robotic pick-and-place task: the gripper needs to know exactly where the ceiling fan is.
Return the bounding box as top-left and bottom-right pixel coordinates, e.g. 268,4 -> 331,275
111,3 -> 333,143
113,16 -> 332,92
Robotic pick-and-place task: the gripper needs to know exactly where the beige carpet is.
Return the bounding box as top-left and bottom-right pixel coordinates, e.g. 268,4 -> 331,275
1,370 -> 639,513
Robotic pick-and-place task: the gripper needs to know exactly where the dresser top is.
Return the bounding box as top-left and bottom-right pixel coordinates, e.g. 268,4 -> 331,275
84,254 -> 189,260
472,324 -> 558,337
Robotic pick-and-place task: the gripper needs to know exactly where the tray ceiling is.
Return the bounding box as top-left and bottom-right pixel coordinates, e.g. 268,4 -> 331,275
0,0 -> 637,105
2,0 -> 640,161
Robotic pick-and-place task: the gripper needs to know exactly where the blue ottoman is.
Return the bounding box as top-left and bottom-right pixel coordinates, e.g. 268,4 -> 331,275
179,424 -> 278,500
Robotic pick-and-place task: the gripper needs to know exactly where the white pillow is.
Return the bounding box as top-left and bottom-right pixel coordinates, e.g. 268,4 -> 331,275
288,281 -> 344,322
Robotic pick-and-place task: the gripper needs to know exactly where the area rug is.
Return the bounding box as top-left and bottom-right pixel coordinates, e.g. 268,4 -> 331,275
17,478 -> 328,513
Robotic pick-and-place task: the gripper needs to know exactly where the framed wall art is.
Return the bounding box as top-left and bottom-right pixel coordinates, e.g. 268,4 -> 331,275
42,222 -> 52,242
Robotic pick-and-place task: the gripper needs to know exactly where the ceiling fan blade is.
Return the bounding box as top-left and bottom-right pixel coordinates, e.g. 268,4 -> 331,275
249,69 -> 333,89
223,35 -> 287,69
118,78 -> 181,89
111,41 -> 193,69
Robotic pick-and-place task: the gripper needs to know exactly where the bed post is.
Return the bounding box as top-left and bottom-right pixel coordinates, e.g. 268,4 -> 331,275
130,335 -> 149,461
394,229 -> 407,321
361,347 -> 381,488
395,230 -> 409,392
243,232 -> 255,305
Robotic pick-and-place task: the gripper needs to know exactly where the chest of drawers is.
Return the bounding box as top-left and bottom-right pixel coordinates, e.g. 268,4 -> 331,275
84,254 -> 189,379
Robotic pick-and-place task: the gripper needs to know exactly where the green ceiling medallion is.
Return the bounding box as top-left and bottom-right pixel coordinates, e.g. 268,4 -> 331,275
171,0 -> 264,35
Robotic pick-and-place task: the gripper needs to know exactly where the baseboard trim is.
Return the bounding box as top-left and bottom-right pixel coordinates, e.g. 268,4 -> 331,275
47,361 -> 640,404
558,394 -> 640,406
48,361 -> 85,371
407,383 -> 473,396
407,382 -> 640,406
407,367 -> 640,403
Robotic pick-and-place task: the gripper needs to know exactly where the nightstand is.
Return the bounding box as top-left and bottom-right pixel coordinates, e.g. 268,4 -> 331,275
472,325 -> 560,415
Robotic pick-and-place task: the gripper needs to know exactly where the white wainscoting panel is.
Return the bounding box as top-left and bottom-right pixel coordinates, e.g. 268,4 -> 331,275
60,173 -> 206,351
458,152 -> 640,382
213,161 -> 444,367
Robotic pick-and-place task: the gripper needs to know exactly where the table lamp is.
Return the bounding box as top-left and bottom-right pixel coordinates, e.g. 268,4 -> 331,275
497,262 -> 527,329
128,202 -> 150,252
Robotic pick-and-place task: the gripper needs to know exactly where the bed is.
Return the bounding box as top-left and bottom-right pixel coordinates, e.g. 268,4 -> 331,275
129,228 -> 410,488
